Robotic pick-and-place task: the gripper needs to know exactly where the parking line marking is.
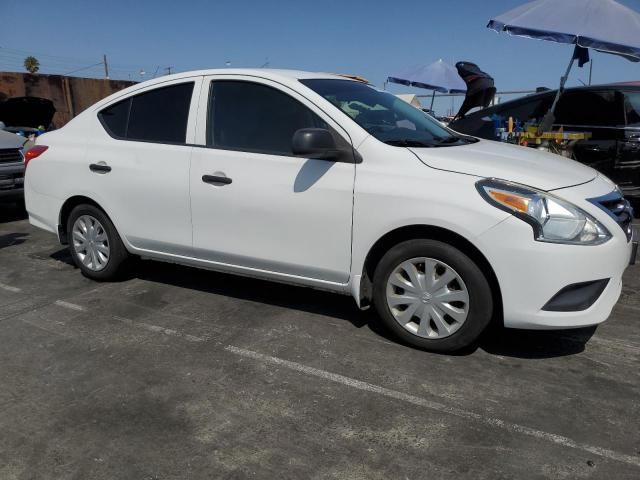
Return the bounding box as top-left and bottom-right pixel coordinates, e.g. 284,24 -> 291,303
113,316 -> 206,342
0,283 -> 21,293
226,345 -> 640,468
54,300 -> 86,312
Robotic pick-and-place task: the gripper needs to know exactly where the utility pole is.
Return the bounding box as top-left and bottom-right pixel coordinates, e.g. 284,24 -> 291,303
103,54 -> 109,79
588,58 -> 593,85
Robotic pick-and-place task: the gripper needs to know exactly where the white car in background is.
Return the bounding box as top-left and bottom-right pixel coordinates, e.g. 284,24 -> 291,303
24,69 -> 637,352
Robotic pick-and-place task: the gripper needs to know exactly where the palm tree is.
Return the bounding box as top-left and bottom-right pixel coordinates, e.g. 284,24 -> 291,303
24,56 -> 40,74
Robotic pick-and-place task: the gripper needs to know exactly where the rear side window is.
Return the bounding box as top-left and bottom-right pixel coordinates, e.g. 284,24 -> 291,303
98,82 -> 194,143
207,80 -> 328,155
623,91 -> 640,127
555,90 -> 624,127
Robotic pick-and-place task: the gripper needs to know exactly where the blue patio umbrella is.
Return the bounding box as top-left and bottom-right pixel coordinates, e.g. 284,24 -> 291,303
488,0 -> 640,131
387,59 -> 467,110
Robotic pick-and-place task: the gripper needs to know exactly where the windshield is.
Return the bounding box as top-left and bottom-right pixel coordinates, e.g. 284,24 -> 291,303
301,79 -> 475,147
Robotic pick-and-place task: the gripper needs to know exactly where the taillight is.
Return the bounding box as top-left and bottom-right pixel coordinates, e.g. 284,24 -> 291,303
24,145 -> 48,168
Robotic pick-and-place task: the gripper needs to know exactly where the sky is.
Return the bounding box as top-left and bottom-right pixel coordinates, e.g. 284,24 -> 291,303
2,0 -> 640,114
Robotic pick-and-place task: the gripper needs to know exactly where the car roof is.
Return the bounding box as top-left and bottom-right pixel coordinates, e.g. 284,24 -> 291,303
135,68 -> 348,87
463,82 -> 640,116
88,68 -> 357,112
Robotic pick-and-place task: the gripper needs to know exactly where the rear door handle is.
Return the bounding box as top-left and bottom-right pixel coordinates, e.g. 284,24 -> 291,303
89,163 -> 112,173
202,174 -> 232,185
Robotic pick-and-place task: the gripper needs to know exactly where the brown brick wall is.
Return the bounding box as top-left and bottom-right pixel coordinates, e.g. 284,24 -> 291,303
0,72 -> 136,128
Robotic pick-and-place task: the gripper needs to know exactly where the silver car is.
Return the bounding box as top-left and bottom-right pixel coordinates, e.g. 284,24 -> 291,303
0,129 -> 28,203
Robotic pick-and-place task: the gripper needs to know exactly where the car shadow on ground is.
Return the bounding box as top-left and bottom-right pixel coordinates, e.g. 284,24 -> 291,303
0,232 -> 29,249
0,203 -> 29,249
133,259 -> 371,329
0,202 -> 27,224
478,325 -> 596,358
46,249 -> 596,359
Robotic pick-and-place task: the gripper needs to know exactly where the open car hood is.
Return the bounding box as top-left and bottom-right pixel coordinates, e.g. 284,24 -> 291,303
409,139 -> 598,191
0,97 -> 55,128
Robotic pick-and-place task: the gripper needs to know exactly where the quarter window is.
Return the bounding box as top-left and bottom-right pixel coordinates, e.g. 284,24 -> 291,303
99,98 -> 129,138
208,81 -> 328,155
98,82 -> 194,143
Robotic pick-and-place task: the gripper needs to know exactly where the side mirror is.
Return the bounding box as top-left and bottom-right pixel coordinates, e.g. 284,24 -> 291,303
292,128 -> 340,160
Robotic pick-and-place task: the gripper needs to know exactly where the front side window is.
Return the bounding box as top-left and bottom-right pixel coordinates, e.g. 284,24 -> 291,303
301,79 -> 475,147
504,95 -> 553,124
208,80 -> 328,155
98,82 -> 194,143
623,91 -> 640,127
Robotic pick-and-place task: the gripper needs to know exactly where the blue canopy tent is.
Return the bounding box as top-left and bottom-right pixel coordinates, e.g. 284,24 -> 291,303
488,0 -> 640,131
387,59 -> 467,111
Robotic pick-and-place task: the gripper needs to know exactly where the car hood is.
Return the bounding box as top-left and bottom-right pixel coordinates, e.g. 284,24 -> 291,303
0,97 -> 56,128
409,139 -> 597,191
0,129 -> 26,149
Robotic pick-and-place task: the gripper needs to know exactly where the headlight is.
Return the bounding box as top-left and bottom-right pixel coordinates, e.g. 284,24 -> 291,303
476,179 -> 611,245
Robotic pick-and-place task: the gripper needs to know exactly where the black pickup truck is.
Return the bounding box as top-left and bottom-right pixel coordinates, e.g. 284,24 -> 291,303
449,84 -> 640,200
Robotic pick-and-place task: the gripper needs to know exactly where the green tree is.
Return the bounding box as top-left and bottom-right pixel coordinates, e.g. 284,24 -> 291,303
24,56 -> 40,74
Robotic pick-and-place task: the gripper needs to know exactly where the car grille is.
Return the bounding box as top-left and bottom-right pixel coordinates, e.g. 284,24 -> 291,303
0,172 -> 24,191
588,190 -> 634,242
0,148 -> 23,165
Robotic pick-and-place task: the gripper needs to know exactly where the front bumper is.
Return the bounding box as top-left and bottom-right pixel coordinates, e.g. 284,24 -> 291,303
0,164 -> 25,201
475,174 -> 636,330
477,214 -> 631,330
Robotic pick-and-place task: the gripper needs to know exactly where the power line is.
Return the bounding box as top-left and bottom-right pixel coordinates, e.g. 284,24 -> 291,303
0,46 -> 142,69
0,47 -> 161,80
63,62 -> 103,75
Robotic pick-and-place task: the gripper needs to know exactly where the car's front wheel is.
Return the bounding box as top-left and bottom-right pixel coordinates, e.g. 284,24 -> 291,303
67,204 -> 129,280
372,239 -> 493,352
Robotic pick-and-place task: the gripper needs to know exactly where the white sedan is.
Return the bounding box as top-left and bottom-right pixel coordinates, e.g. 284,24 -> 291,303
24,69 -> 637,352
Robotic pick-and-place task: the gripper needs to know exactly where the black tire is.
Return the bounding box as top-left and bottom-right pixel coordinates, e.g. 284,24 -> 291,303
67,204 -> 129,281
372,239 -> 493,353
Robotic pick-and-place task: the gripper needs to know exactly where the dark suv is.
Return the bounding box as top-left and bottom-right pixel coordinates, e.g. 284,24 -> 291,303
450,84 -> 640,199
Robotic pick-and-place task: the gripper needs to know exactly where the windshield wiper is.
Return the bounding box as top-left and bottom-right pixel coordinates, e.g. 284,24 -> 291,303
383,139 -> 436,148
434,136 -> 463,145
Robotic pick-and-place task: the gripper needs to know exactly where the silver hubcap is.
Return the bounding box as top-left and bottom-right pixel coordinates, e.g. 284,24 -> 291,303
72,215 -> 110,271
385,257 -> 470,339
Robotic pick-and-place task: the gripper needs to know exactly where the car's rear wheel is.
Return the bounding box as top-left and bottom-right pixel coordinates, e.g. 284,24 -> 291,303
67,204 -> 129,280
372,239 -> 493,352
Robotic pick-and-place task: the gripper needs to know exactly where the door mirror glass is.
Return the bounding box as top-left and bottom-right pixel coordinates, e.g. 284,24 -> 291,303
292,128 -> 340,160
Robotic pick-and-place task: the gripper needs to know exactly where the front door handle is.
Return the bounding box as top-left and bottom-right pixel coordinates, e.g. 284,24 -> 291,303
202,174 -> 232,185
89,163 -> 112,173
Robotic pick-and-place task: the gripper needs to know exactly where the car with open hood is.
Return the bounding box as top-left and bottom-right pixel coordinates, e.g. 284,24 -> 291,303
0,129 -> 28,202
23,69 -> 638,352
